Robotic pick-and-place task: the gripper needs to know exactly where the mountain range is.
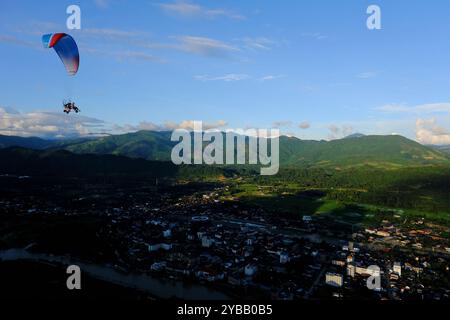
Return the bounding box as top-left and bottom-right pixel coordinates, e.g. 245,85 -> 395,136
0,131 -> 448,169
433,145 -> 450,155
0,147 -> 178,178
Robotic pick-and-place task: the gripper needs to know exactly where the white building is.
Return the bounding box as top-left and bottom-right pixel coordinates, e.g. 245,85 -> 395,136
355,265 -> 381,277
393,262 -> 402,276
347,264 -> 355,277
325,273 -> 344,287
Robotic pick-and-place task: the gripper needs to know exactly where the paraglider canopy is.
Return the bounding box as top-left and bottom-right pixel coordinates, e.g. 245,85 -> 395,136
42,33 -> 79,76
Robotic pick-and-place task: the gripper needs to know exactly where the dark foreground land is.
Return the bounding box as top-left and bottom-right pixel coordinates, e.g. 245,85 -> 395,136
0,260 -> 151,301
0,171 -> 449,301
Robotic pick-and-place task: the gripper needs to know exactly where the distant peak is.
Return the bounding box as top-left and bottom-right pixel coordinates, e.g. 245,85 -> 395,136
344,133 -> 365,139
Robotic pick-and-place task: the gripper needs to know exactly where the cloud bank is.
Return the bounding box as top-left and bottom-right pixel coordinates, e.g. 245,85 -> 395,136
377,103 -> 450,114
0,107 -> 105,138
0,107 -> 228,138
416,118 -> 450,145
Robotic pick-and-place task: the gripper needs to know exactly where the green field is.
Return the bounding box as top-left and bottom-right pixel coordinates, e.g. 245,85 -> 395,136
221,175 -> 450,228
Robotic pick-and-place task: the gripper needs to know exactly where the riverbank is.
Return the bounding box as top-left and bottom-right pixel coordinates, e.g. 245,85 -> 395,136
0,249 -> 231,300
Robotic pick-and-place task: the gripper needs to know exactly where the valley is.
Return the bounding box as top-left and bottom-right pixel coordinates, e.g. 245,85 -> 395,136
0,132 -> 449,300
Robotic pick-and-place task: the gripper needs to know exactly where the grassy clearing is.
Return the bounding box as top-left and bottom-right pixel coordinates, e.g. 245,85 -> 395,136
224,181 -> 450,228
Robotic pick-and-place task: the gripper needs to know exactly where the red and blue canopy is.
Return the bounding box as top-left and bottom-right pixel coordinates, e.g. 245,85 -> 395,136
42,33 -> 79,76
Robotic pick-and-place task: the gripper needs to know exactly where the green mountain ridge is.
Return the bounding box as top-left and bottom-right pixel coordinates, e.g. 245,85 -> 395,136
1,131 -> 448,168
432,144 -> 450,155
0,146 -> 178,178
0,135 -> 54,149
62,131 -> 175,161
279,135 -> 448,168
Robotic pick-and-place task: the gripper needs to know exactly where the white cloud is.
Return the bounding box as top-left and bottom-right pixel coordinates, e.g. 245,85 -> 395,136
299,85 -> 316,93
81,29 -> 265,60
259,75 -> 284,81
0,34 -> 41,49
74,28 -> 167,62
175,36 -> 239,58
299,121 -> 311,130
195,74 -> 284,82
112,121 -> 163,133
165,120 -> 228,131
139,34 -> 257,59
356,71 -> 378,79
1,27 -> 164,64
272,121 -> 292,128
13,21 -> 62,36
328,124 -> 354,140
377,102 -> 450,114
239,37 -> 274,51
82,28 -> 145,39
416,118 -> 450,145
116,50 -> 163,62
300,32 -> 327,40
94,0 -> 110,9
195,74 -> 250,82
78,46 -> 166,63
103,120 -> 229,134
8,20 -> 265,62
157,1 -> 245,20
0,106 -> 229,138
0,107 -> 106,138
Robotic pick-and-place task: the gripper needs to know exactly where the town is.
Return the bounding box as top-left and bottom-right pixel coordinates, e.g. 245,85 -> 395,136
0,174 -> 448,300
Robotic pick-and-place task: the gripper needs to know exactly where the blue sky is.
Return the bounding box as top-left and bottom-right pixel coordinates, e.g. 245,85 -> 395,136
1,0 -> 450,143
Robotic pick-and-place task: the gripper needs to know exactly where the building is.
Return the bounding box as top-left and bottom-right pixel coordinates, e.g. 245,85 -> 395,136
393,262 -> 402,276
348,241 -> 354,252
244,264 -> 258,277
347,264 -> 355,277
148,243 -> 173,252
376,230 -> 390,237
325,273 -> 344,287
150,261 -> 167,271
202,237 -> 214,248
280,253 -> 290,264
332,259 -> 346,267
355,265 -> 381,277
192,216 -> 209,223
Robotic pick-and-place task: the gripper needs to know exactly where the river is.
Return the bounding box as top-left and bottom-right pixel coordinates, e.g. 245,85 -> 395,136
0,249 -> 231,300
